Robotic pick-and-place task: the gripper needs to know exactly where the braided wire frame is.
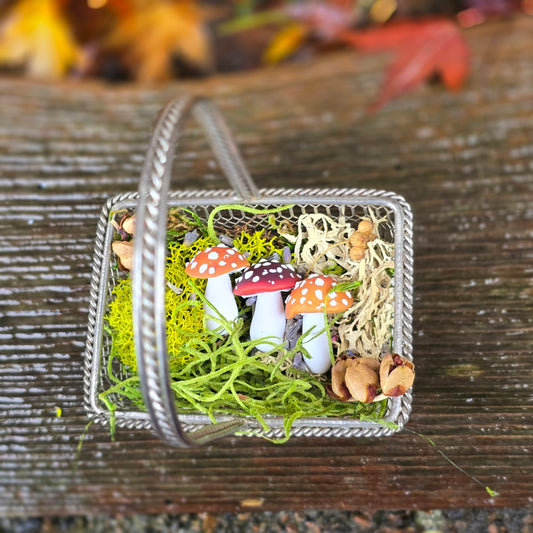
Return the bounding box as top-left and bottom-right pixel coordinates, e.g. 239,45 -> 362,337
83,96 -> 414,446
133,96 -> 261,446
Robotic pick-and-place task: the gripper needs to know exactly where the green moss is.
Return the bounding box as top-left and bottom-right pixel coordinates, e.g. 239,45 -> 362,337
107,235 -> 214,372
103,285 -> 385,443
106,229 -> 287,373
233,229 -> 286,263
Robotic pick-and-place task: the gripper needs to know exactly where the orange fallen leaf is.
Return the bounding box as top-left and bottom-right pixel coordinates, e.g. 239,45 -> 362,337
102,0 -> 212,81
342,18 -> 470,110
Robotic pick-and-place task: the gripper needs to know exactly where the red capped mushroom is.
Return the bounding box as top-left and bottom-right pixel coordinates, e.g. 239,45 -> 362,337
233,258 -> 301,351
185,244 -> 249,333
285,274 -> 353,374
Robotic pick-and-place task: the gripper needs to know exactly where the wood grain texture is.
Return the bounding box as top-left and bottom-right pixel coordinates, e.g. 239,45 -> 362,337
0,16 -> 532,516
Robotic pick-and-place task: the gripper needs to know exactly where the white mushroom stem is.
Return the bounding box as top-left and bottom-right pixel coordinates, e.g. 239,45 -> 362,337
301,312 -> 332,374
204,273 -> 239,333
250,291 -> 286,352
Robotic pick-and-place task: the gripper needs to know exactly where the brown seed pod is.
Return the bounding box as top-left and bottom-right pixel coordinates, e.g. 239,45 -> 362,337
330,359 -> 351,401
111,240 -> 134,271
349,231 -> 370,248
122,214 -> 136,235
347,220 -> 376,261
349,246 -> 366,261
344,357 -> 380,403
357,219 -> 374,234
379,353 -> 415,397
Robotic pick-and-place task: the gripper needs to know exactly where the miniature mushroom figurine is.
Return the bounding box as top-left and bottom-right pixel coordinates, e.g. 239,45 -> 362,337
285,274 -> 353,374
185,244 -> 249,333
233,259 -> 301,351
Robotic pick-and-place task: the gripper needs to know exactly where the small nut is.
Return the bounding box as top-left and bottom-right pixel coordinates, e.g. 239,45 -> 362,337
357,356 -> 380,372
122,214 -> 136,235
349,232 -> 370,248
345,358 -> 380,403
357,219 -> 374,234
349,246 -> 366,261
348,221 -> 376,262
112,240 -> 134,271
379,353 -> 415,397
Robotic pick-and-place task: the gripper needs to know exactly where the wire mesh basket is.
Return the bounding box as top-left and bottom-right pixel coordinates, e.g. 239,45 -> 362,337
84,96 -> 414,447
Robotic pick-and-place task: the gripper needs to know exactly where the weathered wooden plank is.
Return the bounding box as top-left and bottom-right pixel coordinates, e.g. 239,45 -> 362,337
0,15 -> 532,516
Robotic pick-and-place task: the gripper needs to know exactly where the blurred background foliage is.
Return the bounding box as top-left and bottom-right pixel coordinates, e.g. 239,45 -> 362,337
0,0 -> 531,107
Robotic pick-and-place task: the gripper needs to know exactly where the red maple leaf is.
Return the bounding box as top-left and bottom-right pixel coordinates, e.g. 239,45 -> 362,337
342,18 -> 470,111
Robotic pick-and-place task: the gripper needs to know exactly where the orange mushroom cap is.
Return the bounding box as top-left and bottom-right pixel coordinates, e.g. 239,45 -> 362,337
285,274 -> 353,319
185,244 -> 249,278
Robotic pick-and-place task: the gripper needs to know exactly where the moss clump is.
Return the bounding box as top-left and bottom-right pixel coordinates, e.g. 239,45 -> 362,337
106,229 -> 287,373
103,282 -> 386,443
107,235 -> 214,373
233,229 -> 286,263
106,279 -> 136,370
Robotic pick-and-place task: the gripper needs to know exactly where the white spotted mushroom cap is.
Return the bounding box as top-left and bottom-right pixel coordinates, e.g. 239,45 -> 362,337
285,274 -> 353,319
185,244 -> 249,278
233,259 -> 301,297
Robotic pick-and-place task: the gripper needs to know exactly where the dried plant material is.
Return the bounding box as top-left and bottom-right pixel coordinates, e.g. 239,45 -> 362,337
345,357 -> 380,402
379,353 -> 415,397
348,219 -> 376,260
112,240 -> 133,271
329,354 -> 413,403
0,0 -> 82,78
348,231 -> 370,248
122,214 -> 136,236
331,358 -> 349,399
102,1 -> 212,81
291,210 -> 394,358
357,219 -> 374,234
330,357 -> 381,403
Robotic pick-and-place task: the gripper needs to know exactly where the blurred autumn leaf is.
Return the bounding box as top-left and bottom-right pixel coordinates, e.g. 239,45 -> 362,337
257,3 -> 470,108
342,18 -> 470,110
0,0 -> 527,108
263,23 -> 308,64
0,0 -> 82,78
96,0 -> 213,81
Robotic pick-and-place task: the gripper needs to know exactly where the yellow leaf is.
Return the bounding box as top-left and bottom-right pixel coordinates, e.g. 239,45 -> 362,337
369,0 -> 397,24
263,23 -> 308,65
0,0 -> 82,78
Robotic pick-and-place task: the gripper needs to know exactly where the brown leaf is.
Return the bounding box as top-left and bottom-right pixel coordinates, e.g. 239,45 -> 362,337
101,1 -> 212,81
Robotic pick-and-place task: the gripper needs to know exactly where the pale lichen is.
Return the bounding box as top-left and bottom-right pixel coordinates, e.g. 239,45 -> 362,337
289,209 -> 394,359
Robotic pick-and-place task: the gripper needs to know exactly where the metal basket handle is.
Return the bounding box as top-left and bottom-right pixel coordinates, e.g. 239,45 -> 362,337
133,96 -> 257,446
